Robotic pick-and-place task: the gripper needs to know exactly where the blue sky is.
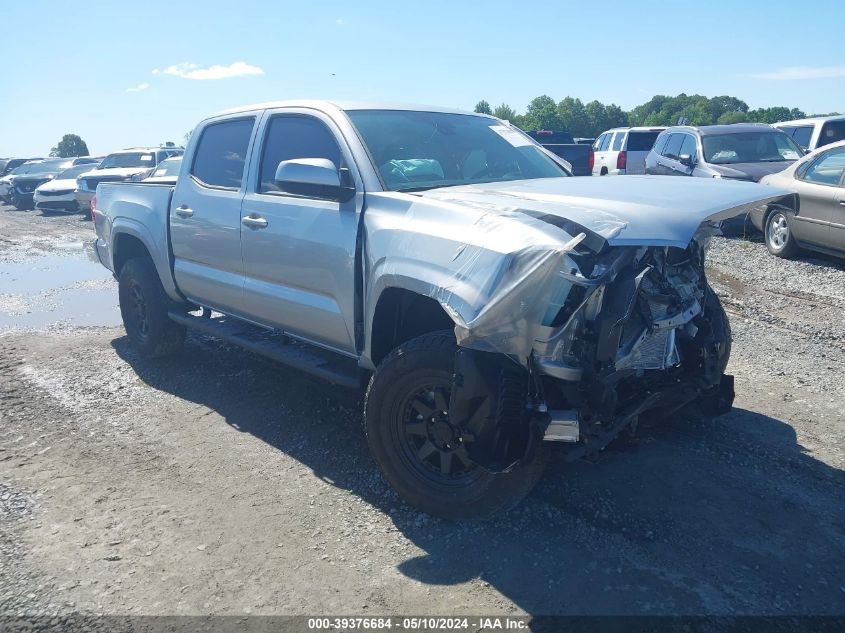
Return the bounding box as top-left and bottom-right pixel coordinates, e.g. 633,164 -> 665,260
3,0 -> 844,156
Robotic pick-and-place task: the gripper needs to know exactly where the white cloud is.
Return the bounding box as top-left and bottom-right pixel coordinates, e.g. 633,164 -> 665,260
751,65 -> 845,80
335,18 -> 344,25
126,82 -> 150,93
152,61 -> 264,80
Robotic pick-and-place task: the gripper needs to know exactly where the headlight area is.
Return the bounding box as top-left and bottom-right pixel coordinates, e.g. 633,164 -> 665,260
533,239 -> 733,459
444,238 -> 733,475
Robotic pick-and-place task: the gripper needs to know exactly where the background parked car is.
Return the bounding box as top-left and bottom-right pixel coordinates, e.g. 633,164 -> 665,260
75,146 -> 184,213
0,160 -> 46,205
141,155 -> 183,184
8,157 -> 98,210
33,162 -> 103,213
526,130 -> 592,176
753,140 -> 845,258
0,157 -> 43,177
773,115 -> 845,152
645,124 -> 803,181
591,127 -> 664,176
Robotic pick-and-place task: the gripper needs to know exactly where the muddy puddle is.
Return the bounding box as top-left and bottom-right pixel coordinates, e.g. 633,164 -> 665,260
0,242 -> 121,331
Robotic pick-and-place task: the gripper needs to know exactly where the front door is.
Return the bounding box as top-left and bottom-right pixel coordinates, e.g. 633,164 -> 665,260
238,110 -> 362,354
792,147 -> 845,248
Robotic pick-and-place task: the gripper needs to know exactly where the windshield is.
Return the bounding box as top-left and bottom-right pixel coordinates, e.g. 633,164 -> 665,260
32,160 -> 73,175
347,110 -> 568,192
98,152 -> 156,169
12,160 -> 67,175
57,164 -> 100,180
702,132 -> 803,164
149,157 -> 182,177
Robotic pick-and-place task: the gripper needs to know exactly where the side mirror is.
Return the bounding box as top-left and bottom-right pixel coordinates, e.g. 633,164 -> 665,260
274,158 -> 355,202
679,154 -> 694,168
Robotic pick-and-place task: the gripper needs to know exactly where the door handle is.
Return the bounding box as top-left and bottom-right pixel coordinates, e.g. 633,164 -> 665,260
175,205 -> 193,218
839,200 -> 845,206
242,215 -> 268,229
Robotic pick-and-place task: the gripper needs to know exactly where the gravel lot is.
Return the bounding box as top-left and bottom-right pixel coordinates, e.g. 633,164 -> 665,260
1,204 -> 843,622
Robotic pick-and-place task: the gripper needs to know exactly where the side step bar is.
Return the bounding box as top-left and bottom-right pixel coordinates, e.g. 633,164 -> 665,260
168,311 -> 360,389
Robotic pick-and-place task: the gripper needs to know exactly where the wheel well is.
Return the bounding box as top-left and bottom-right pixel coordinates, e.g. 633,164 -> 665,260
600,167 -> 608,175
113,233 -> 152,275
763,198 -> 798,228
370,288 -> 455,366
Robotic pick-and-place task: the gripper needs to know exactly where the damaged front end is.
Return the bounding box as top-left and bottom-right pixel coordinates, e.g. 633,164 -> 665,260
448,233 -> 734,472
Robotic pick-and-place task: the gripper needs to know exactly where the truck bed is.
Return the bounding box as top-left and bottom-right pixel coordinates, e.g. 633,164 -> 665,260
94,181 -> 178,299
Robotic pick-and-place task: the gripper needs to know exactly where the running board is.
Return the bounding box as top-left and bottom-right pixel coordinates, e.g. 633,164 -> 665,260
168,311 -> 360,389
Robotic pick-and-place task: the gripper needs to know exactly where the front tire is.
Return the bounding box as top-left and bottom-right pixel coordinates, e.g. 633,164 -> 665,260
118,257 -> 185,357
364,331 -> 547,520
765,209 -> 799,258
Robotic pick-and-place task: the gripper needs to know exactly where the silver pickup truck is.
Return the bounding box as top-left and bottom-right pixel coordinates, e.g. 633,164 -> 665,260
93,101 -> 791,519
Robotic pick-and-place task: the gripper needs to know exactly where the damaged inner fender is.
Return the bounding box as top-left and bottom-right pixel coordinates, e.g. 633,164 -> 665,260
445,235 -> 734,473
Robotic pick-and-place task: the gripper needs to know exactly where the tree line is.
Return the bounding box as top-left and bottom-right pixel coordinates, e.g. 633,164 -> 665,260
474,94 -> 839,137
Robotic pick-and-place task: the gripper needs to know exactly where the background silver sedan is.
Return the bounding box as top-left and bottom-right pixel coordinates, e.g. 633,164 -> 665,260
755,140 -> 845,258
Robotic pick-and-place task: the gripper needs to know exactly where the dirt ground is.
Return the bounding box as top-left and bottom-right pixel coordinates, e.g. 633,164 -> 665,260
1,204 -> 843,619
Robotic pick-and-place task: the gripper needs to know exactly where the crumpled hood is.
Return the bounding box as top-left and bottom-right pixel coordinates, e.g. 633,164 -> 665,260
709,161 -> 795,182
418,175 -> 793,248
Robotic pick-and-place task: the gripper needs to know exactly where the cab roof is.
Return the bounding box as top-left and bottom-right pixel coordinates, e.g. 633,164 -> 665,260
208,100 -> 484,120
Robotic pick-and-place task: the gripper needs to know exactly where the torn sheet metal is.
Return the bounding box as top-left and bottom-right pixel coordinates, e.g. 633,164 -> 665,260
364,193 -> 585,362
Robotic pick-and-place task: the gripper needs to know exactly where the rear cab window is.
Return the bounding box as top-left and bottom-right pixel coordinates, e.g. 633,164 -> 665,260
190,118 -> 256,189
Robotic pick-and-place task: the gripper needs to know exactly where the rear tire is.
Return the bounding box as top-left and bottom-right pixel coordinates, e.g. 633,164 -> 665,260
364,331 -> 547,520
765,209 -> 799,258
118,257 -> 185,357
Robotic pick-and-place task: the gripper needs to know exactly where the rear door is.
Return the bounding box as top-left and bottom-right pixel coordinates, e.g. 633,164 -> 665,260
170,115 -> 258,315
238,108 -> 363,354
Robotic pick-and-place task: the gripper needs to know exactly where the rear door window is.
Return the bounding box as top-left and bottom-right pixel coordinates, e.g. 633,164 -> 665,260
611,132 -> 625,151
594,134 -> 608,151
190,118 -> 255,189
599,134 -> 612,151
662,133 -> 685,159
